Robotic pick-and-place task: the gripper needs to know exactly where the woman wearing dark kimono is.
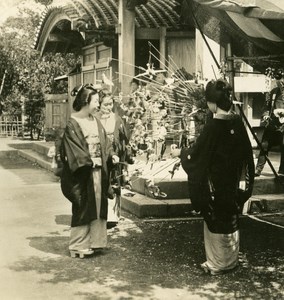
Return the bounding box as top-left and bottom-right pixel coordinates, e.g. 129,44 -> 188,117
171,79 -> 255,275
60,85 -> 119,258
95,89 -> 133,228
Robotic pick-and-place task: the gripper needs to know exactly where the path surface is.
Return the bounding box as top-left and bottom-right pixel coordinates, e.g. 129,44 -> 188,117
0,139 -> 283,299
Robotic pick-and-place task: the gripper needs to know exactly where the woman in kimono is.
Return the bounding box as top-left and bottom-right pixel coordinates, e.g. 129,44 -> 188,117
171,79 -> 254,275
60,85 -> 119,258
95,89 -> 133,228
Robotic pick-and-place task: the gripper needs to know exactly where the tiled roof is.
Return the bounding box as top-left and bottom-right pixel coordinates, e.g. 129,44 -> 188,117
34,0 -> 180,52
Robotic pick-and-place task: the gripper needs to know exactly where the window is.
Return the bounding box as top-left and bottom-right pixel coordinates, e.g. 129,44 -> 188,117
52,104 -> 61,127
82,43 -> 113,88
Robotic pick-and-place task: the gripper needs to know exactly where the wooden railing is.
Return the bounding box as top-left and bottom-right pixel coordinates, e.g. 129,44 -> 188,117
0,117 -> 23,137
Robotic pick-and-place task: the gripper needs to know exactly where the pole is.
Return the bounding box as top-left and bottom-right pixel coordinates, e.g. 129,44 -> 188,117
236,103 -> 279,178
187,0 -> 280,179
0,70 -> 7,95
226,43 -> 279,178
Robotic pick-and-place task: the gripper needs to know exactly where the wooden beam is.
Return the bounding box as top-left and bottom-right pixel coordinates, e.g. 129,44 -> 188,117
48,32 -> 82,44
136,29 -> 195,40
136,28 -> 160,40
166,31 -> 195,38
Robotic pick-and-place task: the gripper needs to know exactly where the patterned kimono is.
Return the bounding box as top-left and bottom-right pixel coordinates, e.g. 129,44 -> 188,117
180,113 -> 255,272
96,112 -> 132,223
60,117 -> 113,227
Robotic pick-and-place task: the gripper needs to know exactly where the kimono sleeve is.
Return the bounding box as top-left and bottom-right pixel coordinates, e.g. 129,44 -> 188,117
96,118 -> 116,166
180,122 -> 215,177
111,116 -> 126,155
118,119 -> 135,164
61,122 -> 93,174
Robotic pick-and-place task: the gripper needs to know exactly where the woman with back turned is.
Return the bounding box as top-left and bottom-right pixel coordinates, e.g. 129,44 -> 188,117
171,79 -> 255,275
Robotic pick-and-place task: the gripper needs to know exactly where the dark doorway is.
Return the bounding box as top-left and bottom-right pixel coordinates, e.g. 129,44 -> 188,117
135,39 -> 160,76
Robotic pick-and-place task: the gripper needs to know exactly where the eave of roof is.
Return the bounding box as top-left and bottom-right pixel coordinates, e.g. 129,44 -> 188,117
34,0 -> 181,53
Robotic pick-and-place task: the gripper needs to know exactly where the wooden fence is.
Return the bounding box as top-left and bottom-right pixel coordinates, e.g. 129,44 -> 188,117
0,116 -> 23,137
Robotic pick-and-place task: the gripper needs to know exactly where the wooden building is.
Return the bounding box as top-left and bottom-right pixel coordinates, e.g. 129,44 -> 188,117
34,0 -> 197,123
34,0 -> 284,146
44,93 -> 68,140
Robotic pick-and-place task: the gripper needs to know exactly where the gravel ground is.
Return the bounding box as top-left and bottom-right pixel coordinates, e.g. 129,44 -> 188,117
0,151 -> 283,300
10,213 -> 282,300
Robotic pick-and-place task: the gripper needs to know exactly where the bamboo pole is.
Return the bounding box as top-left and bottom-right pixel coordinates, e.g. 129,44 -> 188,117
0,70 -> 7,95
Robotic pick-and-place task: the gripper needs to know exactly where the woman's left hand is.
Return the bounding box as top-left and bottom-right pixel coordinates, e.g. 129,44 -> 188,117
112,155 -> 120,164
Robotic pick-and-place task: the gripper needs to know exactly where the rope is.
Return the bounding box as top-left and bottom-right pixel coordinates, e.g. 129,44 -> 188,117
186,0 -> 282,182
247,214 -> 284,230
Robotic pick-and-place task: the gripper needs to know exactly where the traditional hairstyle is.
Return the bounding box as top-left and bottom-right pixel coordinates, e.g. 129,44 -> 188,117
205,79 -> 232,112
98,88 -> 113,106
71,84 -> 98,112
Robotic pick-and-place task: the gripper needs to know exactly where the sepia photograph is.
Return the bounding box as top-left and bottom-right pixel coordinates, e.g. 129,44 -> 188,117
0,0 -> 283,299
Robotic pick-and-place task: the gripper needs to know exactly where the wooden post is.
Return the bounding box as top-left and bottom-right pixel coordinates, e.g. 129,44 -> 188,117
159,27 -> 167,69
226,43 -> 234,89
118,0 -> 135,99
195,29 -> 203,78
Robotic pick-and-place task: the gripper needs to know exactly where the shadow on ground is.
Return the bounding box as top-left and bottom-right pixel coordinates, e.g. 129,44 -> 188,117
0,154 -> 59,184
8,216 -> 284,300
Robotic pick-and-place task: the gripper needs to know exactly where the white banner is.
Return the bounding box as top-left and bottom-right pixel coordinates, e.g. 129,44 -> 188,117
234,76 -> 271,93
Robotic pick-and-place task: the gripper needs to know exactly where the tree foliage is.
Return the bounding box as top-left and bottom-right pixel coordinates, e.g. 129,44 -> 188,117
0,7 -> 79,139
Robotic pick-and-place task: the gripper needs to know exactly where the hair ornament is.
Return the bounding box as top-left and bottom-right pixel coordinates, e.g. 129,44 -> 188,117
71,84 -> 83,97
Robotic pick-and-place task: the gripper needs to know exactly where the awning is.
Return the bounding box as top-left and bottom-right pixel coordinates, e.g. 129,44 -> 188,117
193,0 -> 284,19
182,0 -> 284,71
